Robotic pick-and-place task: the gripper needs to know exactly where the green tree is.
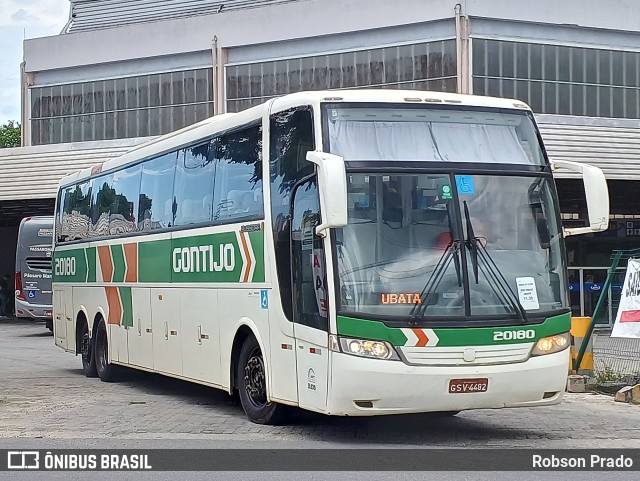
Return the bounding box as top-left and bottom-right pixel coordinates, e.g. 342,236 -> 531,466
0,120 -> 21,148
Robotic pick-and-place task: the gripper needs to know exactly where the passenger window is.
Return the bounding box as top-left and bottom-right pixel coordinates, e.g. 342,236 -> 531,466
61,181 -> 91,241
110,165 -> 141,235
173,141 -> 215,226
55,190 -> 64,243
138,152 -> 177,230
212,125 -> 263,223
89,174 -> 114,238
291,178 -> 328,331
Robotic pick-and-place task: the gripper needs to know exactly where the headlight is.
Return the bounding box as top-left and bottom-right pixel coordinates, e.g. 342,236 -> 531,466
531,332 -> 570,356
338,337 -> 399,360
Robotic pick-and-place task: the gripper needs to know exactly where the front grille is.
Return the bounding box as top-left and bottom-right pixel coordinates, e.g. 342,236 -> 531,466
399,344 -> 533,366
25,257 -> 52,272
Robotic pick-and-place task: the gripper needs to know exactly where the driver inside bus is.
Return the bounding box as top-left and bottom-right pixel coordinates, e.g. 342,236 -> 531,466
435,218 -> 489,250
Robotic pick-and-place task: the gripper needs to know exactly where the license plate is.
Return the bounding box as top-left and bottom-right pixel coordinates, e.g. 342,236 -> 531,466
448,378 -> 489,393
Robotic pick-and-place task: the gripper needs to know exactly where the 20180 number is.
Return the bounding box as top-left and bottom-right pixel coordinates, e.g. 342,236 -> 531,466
54,257 -> 76,277
493,329 -> 535,341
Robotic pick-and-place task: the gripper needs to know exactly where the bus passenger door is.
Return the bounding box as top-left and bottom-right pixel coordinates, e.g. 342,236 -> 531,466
291,178 -> 329,412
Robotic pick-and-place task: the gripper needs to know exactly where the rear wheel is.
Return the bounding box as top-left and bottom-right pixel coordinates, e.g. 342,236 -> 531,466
94,319 -> 120,382
237,336 -> 289,425
79,321 -> 97,377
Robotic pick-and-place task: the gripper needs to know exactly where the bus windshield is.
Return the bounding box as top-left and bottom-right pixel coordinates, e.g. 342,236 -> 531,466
324,103 -> 546,165
324,104 -> 566,322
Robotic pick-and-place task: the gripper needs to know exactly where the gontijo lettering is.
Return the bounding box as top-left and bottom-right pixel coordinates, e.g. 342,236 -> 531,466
172,244 -> 235,273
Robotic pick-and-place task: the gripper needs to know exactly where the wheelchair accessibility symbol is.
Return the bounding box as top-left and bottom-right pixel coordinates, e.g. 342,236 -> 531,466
260,290 -> 268,309
455,175 -> 475,195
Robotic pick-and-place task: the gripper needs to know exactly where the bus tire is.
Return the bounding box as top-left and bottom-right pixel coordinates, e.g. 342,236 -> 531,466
237,336 -> 289,425
94,319 -> 120,382
79,321 -> 97,377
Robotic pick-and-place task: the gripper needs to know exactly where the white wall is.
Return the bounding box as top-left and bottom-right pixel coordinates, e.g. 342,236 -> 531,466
24,0 -> 640,76
24,0 -> 456,73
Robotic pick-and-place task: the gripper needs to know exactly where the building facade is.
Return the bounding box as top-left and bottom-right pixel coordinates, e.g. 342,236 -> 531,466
3,0 -> 640,322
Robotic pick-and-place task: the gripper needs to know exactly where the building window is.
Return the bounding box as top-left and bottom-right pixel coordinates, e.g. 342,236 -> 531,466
226,40 -> 457,112
30,68 -> 214,145
473,39 -> 640,119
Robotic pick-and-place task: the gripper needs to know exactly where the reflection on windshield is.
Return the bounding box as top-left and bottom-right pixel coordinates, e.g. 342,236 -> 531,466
335,173 -> 567,321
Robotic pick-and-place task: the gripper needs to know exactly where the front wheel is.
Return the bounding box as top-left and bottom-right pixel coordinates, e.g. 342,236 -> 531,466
94,319 -> 120,382
237,336 -> 289,425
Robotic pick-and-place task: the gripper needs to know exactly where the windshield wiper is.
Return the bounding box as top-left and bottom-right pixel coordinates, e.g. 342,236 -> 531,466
408,239 -> 462,325
462,202 -> 528,324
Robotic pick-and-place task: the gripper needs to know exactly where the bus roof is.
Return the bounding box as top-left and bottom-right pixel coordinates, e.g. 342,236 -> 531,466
19,216 -> 55,227
57,89 -> 532,189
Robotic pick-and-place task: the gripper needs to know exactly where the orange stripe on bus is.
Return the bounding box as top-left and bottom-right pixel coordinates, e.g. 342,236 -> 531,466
239,232 -> 252,283
123,243 -> 138,283
412,328 -> 429,347
105,287 -> 122,325
97,245 -> 113,283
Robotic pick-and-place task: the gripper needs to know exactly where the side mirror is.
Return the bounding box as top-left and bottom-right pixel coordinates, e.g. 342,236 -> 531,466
551,159 -> 609,236
306,151 -> 348,237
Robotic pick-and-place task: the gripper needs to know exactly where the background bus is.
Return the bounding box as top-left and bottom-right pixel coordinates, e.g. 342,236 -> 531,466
16,216 -> 54,331
52,90 -> 608,424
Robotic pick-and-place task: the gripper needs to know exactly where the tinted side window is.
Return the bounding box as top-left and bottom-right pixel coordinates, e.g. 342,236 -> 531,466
269,108 -> 315,321
139,152 -> 177,230
61,181 -> 91,241
55,189 -> 64,243
291,178 -> 328,331
212,125 -> 263,223
89,174 -> 114,238
110,165 -> 141,235
173,141 -> 214,226
270,108 -> 315,223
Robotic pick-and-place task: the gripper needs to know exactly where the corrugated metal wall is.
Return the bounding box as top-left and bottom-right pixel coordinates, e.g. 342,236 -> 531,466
0,139 -> 148,201
536,114 -> 640,180
66,0 -> 305,33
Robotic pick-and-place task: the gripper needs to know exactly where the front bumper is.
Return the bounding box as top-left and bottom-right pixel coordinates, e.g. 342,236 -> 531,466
326,348 -> 569,415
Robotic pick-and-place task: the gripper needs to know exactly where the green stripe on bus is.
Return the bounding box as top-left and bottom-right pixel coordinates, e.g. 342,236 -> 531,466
336,315 -> 408,346
86,247 -> 96,283
55,229 -> 266,284
336,311 -> 571,347
119,287 -> 133,327
53,248 -> 88,283
138,239 -> 172,283
430,312 -> 570,347
111,244 -> 126,283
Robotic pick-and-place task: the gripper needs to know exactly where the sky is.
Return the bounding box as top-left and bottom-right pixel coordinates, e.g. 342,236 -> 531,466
0,0 -> 70,125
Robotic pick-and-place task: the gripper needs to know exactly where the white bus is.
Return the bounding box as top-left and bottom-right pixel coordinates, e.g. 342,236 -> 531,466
53,90 -> 609,424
